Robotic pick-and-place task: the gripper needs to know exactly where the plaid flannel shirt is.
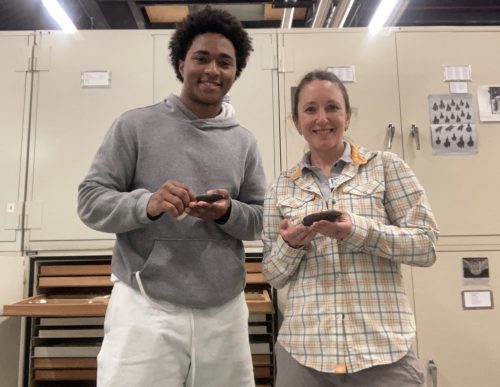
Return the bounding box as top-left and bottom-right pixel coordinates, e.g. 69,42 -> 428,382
262,144 -> 439,373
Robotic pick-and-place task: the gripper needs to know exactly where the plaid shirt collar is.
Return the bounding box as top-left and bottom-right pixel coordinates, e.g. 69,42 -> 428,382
298,142 -> 353,177
287,143 -> 372,182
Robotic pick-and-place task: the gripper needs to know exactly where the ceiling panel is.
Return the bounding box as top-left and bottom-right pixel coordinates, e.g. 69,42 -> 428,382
1,0 -> 500,31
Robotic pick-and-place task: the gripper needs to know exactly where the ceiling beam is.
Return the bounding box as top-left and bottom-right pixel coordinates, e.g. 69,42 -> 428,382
310,0 -> 333,27
98,0 -> 314,5
280,0 -> 296,28
127,0 -> 146,28
102,0 -> 272,3
328,0 -> 355,27
78,0 -> 110,29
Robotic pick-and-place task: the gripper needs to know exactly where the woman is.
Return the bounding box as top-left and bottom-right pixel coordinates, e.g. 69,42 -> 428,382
262,70 -> 439,387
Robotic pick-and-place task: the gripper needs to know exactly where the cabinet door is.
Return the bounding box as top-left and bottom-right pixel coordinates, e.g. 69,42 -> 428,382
229,30 -> 280,182
0,32 -> 32,252
412,250 -> 500,387
0,254 -> 26,387
397,30 -> 500,238
24,31 -> 155,251
278,30 -> 403,169
153,30 -> 280,183
152,31 -> 181,103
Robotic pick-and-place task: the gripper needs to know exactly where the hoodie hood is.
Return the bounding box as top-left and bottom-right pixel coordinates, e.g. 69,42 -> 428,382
163,93 -> 239,130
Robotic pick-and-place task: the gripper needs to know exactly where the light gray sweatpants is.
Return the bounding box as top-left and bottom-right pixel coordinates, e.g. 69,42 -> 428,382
97,280 -> 255,387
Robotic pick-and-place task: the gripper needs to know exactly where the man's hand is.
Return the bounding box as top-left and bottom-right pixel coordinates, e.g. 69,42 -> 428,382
186,189 -> 231,221
147,180 -> 195,218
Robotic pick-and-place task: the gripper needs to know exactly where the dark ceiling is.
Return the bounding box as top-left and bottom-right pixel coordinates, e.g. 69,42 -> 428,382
1,0 -> 500,31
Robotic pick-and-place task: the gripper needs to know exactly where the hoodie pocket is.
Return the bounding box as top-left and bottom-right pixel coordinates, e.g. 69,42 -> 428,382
137,239 -> 245,306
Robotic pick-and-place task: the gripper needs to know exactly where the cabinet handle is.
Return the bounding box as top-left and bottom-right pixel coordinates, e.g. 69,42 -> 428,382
428,359 -> 438,387
410,124 -> 421,150
387,123 -> 395,149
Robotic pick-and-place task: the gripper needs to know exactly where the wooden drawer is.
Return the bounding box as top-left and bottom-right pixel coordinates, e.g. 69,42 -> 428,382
39,265 -> 111,276
246,289 -> 273,313
3,294 -> 109,317
38,276 -> 113,288
31,355 -> 272,381
33,358 -> 97,369
3,262 -> 273,317
37,264 -> 113,288
5,290 -> 272,316
34,369 -> 97,381
8,256 -> 276,386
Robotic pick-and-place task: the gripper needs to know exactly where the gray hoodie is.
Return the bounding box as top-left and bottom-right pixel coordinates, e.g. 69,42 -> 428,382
78,94 -> 266,308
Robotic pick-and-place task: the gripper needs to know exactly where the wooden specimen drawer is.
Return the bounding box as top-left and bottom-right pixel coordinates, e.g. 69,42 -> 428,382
3,262 -> 273,317
3,294 -> 109,317
3,257 -> 276,386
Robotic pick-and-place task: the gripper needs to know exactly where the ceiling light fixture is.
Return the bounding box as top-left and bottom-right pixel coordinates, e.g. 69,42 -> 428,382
41,0 -> 77,33
368,0 -> 399,34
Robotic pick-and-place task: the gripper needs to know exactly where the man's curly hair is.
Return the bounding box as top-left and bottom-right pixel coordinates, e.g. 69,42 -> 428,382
169,6 -> 253,82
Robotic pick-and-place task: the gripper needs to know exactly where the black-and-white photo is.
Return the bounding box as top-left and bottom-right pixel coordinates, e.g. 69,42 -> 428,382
463,257 -> 490,279
489,86 -> 500,114
478,85 -> 500,121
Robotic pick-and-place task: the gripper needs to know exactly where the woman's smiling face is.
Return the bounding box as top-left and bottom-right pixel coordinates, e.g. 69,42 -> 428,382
294,79 -> 351,156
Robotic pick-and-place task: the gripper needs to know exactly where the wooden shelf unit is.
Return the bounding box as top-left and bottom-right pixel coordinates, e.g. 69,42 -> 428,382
4,254 -> 277,386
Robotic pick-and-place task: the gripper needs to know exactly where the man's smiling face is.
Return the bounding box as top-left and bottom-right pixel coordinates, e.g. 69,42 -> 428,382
179,33 -> 237,118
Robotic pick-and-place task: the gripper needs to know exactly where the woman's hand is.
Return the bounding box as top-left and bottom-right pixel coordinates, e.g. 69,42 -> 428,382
279,219 -> 316,248
309,211 -> 352,240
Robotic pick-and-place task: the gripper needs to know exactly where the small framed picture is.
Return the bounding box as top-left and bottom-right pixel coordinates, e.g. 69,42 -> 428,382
463,257 -> 489,279
478,85 -> 500,121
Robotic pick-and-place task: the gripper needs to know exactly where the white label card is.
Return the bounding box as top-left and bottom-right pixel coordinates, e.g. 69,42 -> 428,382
327,66 -> 356,82
81,71 -> 111,87
444,65 -> 471,82
462,290 -> 493,309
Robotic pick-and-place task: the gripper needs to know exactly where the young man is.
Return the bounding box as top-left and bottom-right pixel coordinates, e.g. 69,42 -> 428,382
78,7 -> 265,387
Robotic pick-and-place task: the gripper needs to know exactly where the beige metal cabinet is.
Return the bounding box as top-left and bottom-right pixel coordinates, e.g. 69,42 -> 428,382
153,30 -> 281,183
3,256 -> 275,386
228,30 -> 281,182
412,249 -> 500,387
24,30 -> 279,251
396,28 -> 500,387
23,31 -> 155,252
277,28 -> 500,387
0,254 -> 26,387
151,31 -> 180,102
277,29 -> 403,169
5,27 -> 500,387
0,32 -> 33,252
396,29 -> 500,240
0,32 -> 32,387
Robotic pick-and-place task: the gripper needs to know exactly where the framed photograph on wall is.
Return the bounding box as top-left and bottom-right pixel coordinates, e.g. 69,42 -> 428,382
477,85 -> 500,122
